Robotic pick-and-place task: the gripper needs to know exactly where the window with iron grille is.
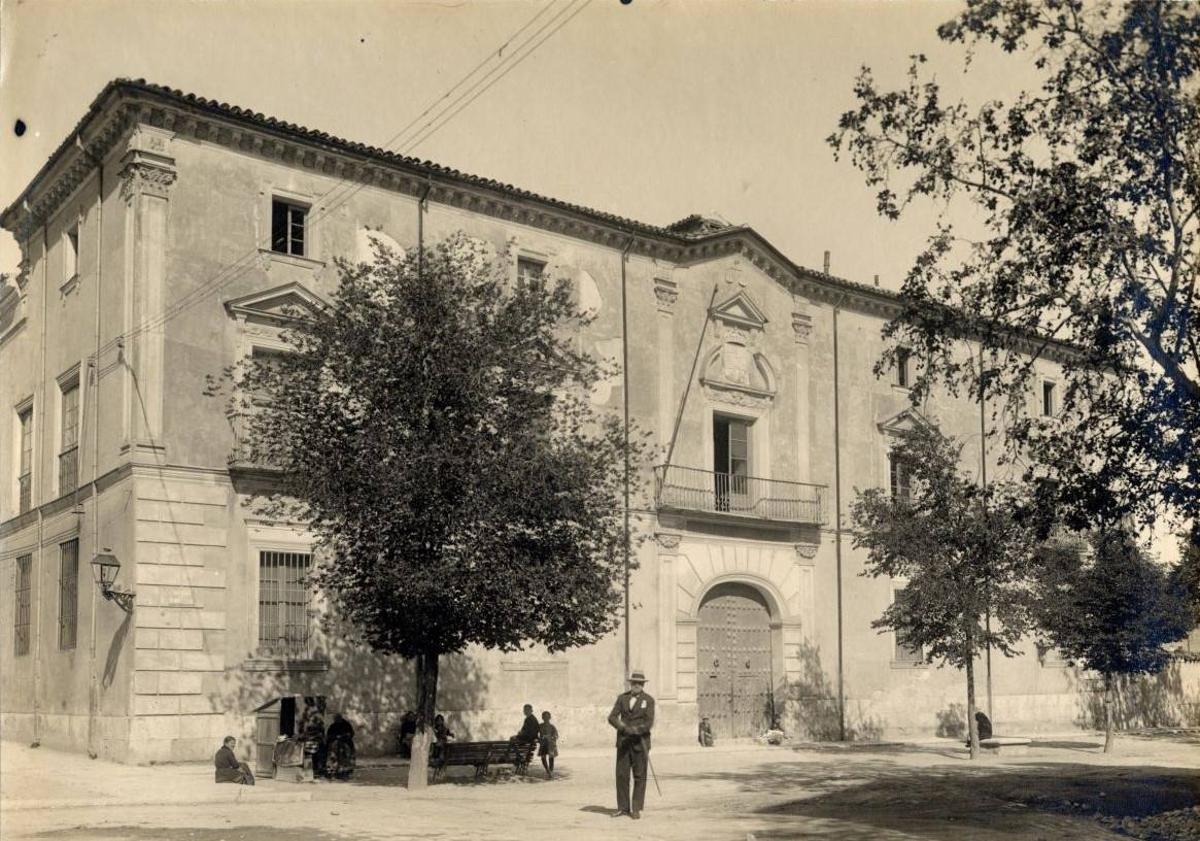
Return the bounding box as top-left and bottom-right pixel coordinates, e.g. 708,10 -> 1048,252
892,588 -> 924,663
59,380 -> 79,495
258,551 -> 313,658
516,256 -> 545,289
14,554 -> 31,657
271,200 -> 307,256
889,453 -> 911,502
17,404 -> 33,514
59,539 -> 78,650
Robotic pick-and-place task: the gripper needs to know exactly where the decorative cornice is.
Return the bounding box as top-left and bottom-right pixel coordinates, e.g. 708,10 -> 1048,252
0,79 -> 1084,365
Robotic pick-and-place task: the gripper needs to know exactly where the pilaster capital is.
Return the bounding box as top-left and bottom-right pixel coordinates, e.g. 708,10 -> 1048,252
653,277 -> 678,314
120,157 -> 177,202
791,311 -> 813,343
655,532 -> 682,550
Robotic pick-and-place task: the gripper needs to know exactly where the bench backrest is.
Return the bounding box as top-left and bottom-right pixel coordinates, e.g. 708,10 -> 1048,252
438,740 -> 534,766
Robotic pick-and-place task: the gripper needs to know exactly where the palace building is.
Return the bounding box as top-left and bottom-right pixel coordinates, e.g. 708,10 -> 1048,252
2,80 -> 1196,766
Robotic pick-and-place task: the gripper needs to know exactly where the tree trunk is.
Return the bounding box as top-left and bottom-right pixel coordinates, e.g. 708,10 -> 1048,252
965,626 -> 979,760
1102,673 -> 1115,754
407,651 -> 440,790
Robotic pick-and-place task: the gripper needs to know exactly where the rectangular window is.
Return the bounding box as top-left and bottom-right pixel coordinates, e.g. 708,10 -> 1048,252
14,554 -> 32,657
889,453 -> 911,502
59,380 -> 79,495
271,200 -> 307,256
892,588 -> 924,663
1042,381 -> 1057,416
65,224 -> 79,282
516,256 -> 546,289
58,539 -> 78,650
713,414 -> 751,511
17,404 -> 33,514
258,551 -> 313,658
895,347 -> 911,388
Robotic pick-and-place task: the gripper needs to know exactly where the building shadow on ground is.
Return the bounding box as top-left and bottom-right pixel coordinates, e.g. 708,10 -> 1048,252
674,756 -> 1199,841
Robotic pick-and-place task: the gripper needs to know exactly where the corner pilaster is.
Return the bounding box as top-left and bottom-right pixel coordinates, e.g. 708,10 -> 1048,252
119,127 -> 176,460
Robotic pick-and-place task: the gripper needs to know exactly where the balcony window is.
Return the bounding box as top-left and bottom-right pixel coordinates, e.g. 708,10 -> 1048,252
713,415 -> 750,511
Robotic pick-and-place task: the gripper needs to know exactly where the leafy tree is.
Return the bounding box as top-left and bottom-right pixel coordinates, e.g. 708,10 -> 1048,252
851,423 -> 1039,758
223,234 -> 645,787
829,1 -> 1200,538
1032,529 -> 1193,752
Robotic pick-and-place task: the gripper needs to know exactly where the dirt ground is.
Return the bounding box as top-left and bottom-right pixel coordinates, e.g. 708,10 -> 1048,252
2,733 -> 1197,841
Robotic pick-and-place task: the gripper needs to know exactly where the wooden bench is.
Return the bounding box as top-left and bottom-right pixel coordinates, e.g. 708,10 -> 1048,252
431,740 -> 536,781
979,737 -> 1032,755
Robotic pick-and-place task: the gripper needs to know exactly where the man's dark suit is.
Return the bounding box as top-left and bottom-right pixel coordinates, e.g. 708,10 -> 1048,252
607,689 -> 655,815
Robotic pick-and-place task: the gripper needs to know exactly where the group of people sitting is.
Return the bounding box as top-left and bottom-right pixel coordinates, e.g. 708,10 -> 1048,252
214,699 -> 359,785
395,703 -> 561,778
295,700 -> 357,780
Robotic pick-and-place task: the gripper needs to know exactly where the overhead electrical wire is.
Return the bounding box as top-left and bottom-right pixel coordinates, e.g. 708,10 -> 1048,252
85,0 -> 592,368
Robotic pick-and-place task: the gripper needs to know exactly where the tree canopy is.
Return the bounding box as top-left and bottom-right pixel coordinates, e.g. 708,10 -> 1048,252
830,0 -> 1200,534
1031,528 -> 1193,750
852,422 -> 1040,757
220,234 -> 645,783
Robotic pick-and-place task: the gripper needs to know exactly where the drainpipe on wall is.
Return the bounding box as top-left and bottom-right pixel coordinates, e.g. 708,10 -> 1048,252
81,140 -> 104,758
832,293 -> 847,742
620,237 -> 634,683
31,212 -> 49,747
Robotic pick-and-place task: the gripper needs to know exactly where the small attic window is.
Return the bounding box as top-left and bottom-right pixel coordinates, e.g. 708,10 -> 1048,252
895,348 -> 912,388
271,200 -> 307,256
64,224 -> 79,283
517,256 -> 545,289
1042,381 -> 1057,416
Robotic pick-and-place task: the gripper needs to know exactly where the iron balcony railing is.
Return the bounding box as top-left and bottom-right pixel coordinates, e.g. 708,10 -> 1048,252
58,446 -> 79,496
655,464 -> 827,525
18,472 -> 32,514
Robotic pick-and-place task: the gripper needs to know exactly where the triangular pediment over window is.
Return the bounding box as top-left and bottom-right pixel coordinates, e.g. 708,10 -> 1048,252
710,290 -> 768,331
224,282 -> 328,326
876,407 -> 933,436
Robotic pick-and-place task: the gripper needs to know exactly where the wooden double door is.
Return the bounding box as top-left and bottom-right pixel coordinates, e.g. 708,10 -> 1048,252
697,583 -> 775,739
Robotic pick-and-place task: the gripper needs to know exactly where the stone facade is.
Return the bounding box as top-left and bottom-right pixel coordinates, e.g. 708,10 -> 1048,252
2,80 -> 1196,763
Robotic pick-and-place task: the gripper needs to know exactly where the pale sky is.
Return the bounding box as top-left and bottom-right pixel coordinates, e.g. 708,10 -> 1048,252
0,0 -> 1038,286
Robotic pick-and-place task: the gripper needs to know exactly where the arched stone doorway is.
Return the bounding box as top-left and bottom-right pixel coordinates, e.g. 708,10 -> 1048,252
696,582 -> 775,739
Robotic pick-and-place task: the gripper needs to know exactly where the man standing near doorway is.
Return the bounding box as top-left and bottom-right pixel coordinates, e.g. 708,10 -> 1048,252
607,670 -> 655,819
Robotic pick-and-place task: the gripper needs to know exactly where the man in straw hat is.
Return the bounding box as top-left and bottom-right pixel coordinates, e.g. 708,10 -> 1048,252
607,669 -> 655,819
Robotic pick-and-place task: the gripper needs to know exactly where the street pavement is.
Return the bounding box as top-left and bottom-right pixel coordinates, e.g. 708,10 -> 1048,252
2,732 -> 1197,840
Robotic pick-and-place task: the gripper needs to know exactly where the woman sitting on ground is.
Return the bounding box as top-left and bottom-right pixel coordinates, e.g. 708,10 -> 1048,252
214,736 -> 255,785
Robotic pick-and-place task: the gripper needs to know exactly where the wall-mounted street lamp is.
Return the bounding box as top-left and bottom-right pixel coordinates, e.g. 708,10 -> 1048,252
91,550 -> 134,611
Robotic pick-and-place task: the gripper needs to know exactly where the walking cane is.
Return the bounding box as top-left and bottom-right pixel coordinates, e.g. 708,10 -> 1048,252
640,735 -> 662,797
